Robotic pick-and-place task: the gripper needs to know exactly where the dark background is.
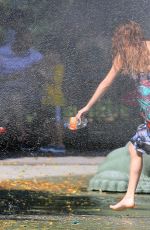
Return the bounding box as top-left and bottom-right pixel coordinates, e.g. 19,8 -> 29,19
0,0 -> 149,153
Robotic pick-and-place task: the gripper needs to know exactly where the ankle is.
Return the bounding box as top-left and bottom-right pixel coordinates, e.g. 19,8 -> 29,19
124,194 -> 134,201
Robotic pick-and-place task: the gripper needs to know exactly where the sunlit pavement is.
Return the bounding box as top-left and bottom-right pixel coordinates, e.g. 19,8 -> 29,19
0,155 -> 150,229
0,156 -> 105,179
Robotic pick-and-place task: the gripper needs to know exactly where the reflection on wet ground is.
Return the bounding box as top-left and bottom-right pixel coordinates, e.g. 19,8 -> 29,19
0,190 -> 150,229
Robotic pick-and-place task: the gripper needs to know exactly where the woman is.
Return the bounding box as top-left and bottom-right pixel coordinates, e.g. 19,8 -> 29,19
76,21 -> 150,210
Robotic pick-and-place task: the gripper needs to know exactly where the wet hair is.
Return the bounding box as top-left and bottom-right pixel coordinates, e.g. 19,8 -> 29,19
112,21 -> 150,75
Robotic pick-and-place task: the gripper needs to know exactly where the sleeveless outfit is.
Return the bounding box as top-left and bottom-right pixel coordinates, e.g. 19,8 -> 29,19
130,72 -> 150,154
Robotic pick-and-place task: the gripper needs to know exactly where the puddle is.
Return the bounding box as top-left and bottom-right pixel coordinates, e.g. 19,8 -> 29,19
0,190 -> 149,218
0,190 -> 149,229
0,190 -> 103,216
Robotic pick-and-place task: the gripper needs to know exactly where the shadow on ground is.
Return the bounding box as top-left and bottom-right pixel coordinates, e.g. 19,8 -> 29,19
0,190 -> 150,229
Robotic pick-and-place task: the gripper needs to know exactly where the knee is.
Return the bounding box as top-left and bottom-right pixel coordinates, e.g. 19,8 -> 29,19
128,142 -> 142,158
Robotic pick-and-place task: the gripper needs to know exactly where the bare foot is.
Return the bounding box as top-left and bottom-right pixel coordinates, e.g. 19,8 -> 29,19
109,197 -> 135,211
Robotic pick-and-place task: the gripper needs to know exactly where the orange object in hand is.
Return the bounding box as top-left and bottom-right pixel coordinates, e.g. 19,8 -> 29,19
69,117 -> 78,130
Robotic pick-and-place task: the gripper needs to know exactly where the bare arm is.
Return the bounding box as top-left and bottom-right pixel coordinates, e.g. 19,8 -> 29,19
86,61 -> 121,109
76,56 -> 122,119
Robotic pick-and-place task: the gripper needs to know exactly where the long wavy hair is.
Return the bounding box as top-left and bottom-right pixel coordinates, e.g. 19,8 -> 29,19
112,21 -> 150,75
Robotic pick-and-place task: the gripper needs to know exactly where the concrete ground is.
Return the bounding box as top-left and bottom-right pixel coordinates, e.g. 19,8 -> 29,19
0,156 -> 105,180
0,154 -> 150,230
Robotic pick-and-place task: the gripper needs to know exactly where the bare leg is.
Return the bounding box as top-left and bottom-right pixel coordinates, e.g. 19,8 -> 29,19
110,142 -> 143,210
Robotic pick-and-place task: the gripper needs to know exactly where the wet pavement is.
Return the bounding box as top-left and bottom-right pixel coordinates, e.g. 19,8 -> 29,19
0,155 -> 150,229
0,191 -> 150,229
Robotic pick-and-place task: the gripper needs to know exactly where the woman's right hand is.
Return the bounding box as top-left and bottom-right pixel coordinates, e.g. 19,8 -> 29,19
76,106 -> 89,121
